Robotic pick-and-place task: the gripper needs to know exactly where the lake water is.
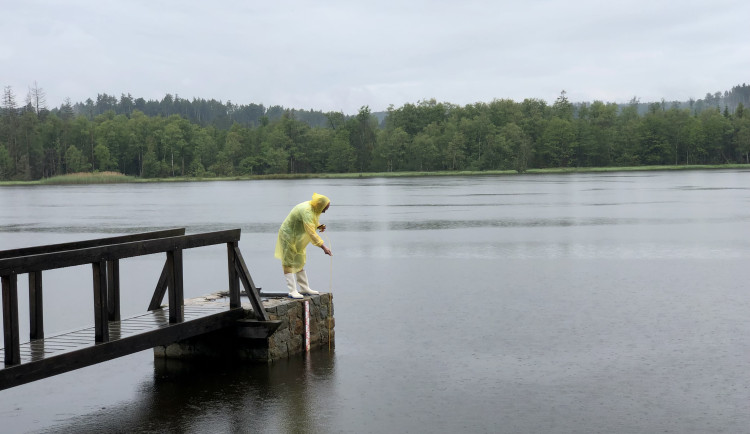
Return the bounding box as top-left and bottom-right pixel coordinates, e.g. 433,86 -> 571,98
0,170 -> 749,433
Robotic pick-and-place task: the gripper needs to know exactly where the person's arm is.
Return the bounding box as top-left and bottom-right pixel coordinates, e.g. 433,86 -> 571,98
320,243 -> 332,256
305,224 -> 332,256
303,220 -> 324,245
303,208 -> 332,256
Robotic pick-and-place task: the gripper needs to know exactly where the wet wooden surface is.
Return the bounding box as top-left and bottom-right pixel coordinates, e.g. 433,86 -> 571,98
0,303 -> 243,390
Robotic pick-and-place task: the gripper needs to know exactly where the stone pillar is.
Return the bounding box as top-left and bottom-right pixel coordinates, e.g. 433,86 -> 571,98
153,293 -> 334,362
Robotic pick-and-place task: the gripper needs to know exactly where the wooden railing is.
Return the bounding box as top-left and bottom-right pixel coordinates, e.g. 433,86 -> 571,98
0,229 -> 266,365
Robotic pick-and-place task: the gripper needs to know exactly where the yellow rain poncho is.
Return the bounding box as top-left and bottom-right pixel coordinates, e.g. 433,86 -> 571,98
274,193 -> 330,273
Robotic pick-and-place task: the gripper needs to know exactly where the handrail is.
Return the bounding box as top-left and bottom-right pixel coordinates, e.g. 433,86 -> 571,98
0,228 -> 186,259
1,229 -> 188,342
1,228 -> 265,367
0,229 -> 238,275
0,228 -> 187,336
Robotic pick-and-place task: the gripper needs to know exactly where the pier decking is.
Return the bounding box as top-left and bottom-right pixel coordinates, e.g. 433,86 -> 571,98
1,304 -> 245,390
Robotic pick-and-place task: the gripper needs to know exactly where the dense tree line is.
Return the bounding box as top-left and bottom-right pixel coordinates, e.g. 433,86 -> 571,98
69,93 -> 332,129
1,84 -> 749,181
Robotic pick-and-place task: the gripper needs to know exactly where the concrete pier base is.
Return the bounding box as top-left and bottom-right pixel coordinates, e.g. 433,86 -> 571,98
153,293 -> 334,362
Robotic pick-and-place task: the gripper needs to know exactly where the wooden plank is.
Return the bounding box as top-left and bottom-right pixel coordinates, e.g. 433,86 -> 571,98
233,246 -> 269,321
4,305 -> 235,361
120,316 -> 167,323
0,229 -> 241,276
0,307 -> 245,390
0,228 -> 186,259
64,331 -> 95,339
117,319 -> 166,326
227,242 -> 240,308
92,261 -> 109,342
184,307 -> 226,315
43,337 -> 91,345
26,344 -> 72,352
1,275 -> 21,365
107,259 -> 120,321
167,250 -> 184,323
28,271 -> 44,339
147,261 -> 170,311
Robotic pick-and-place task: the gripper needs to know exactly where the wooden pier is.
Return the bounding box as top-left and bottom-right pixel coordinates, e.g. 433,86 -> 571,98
0,228 -> 275,390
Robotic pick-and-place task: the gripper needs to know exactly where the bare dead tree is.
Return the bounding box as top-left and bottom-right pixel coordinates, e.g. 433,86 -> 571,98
2,86 -> 20,175
26,81 -> 47,116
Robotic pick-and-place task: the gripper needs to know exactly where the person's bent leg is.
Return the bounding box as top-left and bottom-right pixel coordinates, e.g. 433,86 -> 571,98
296,269 -> 319,295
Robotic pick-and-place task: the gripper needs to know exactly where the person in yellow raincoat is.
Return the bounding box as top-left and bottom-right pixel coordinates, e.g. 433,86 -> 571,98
275,193 -> 332,299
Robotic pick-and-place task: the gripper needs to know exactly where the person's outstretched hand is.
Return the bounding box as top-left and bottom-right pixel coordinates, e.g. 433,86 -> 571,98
322,244 -> 332,256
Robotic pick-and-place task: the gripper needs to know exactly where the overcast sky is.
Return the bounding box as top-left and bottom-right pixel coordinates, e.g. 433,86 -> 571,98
3,0 -> 749,115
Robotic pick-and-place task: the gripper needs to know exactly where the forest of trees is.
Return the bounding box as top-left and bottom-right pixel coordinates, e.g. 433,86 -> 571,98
1,83 -> 749,181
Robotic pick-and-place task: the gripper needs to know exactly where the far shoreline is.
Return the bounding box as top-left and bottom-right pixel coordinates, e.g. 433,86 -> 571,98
1,164 -> 748,186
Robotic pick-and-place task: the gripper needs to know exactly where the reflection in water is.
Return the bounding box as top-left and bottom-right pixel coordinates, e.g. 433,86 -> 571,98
43,352 -> 336,433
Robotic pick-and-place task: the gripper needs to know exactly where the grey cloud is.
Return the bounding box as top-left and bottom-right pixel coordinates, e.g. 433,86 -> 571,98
2,0 -> 748,114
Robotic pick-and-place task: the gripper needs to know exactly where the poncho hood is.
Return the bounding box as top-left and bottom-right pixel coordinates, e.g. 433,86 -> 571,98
310,193 -> 330,214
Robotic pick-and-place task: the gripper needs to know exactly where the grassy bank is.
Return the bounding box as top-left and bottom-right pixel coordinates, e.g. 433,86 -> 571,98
0,171 -> 139,185
137,164 -> 750,183
40,172 -> 138,185
1,164 -> 748,186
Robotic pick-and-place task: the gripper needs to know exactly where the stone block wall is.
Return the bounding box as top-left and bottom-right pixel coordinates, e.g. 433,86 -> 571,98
261,293 -> 335,360
153,293 -> 334,362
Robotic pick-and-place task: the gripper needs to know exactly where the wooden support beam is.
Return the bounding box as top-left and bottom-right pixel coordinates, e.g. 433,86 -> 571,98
167,250 -> 184,323
233,246 -> 269,321
29,271 -> 44,339
107,260 -> 120,321
2,274 -> 21,365
227,242 -> 240,309
148,261 -> 169,311
92,261 -> 109,342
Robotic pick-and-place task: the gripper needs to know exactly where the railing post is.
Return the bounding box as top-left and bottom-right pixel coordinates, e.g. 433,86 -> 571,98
29,270 -> 44,339
107,259 -> 120,321
227,242 -> 240,308
92,261 -> 109,342
2,274 -> 21,364
167,249 -> 184,323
